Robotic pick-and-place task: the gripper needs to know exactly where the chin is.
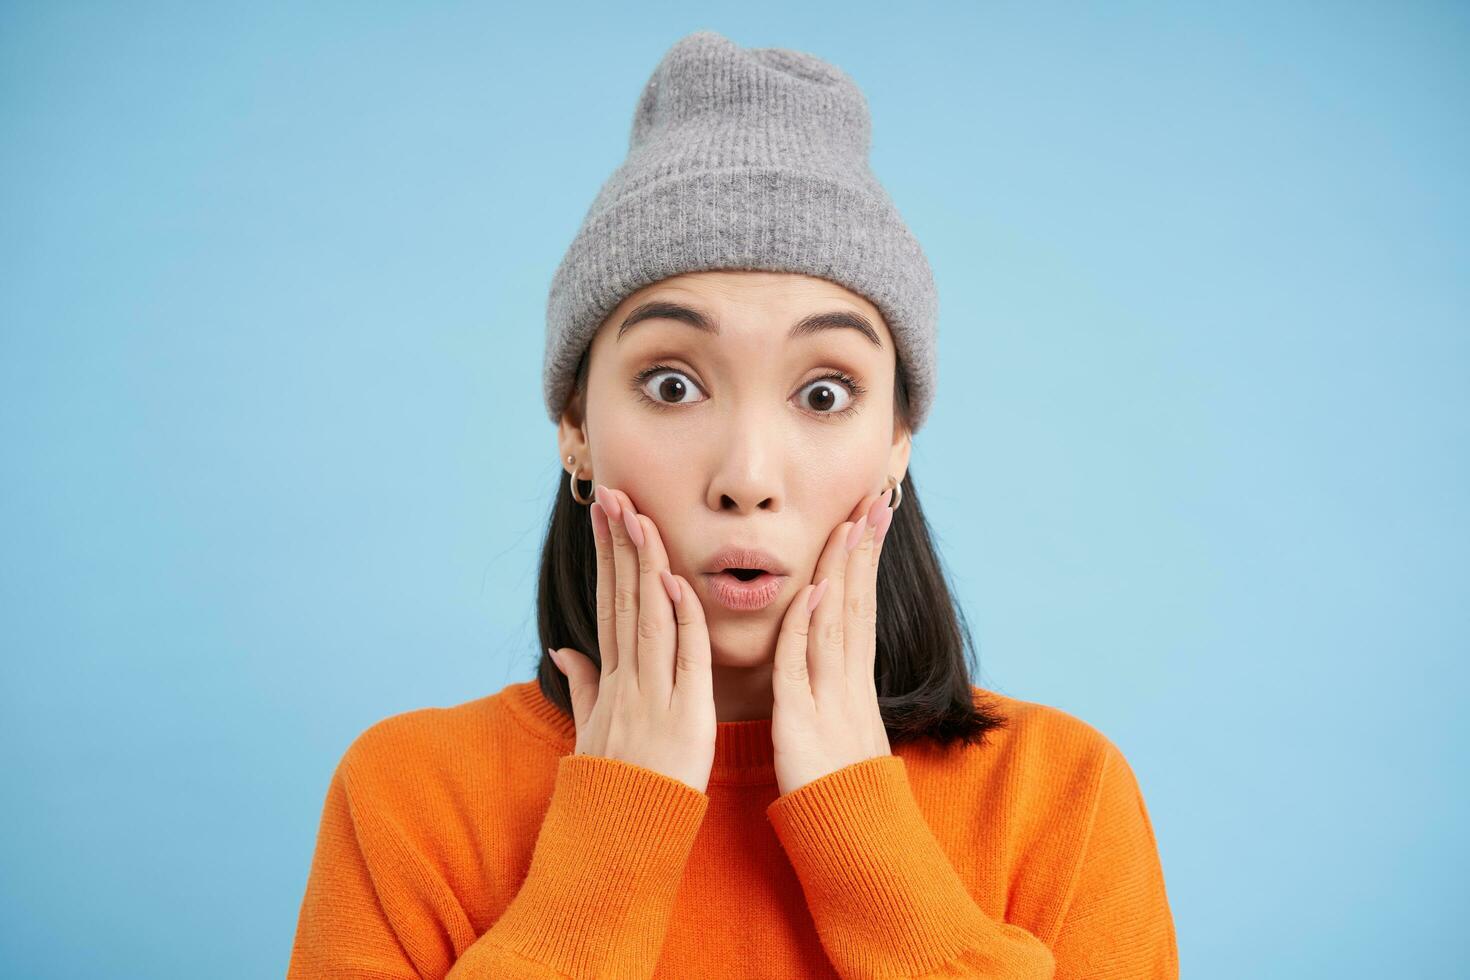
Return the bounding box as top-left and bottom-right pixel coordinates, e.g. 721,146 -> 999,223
706,623 -> 777,667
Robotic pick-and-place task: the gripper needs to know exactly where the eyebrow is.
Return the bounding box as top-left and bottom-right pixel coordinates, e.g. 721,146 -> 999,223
616,300 -> 883,349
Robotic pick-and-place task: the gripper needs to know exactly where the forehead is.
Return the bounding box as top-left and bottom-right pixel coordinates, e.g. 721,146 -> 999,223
602,270 -> 891,350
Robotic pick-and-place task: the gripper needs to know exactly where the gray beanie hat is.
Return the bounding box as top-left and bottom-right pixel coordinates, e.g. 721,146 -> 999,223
543,29 -> 939,432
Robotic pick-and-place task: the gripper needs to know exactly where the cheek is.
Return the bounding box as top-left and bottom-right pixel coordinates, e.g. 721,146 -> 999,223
587,404 -> 686,497
793,435 -> 890,523
785,465 -> 887,585
588,442 -> 691,562
593,442 -> 685,509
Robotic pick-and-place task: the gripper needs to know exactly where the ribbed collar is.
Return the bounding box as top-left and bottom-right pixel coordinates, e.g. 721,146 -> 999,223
504,680 -> 779,786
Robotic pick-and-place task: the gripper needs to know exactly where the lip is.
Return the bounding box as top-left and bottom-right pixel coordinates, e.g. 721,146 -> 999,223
704,546 -> 788,576
703,570 -> 790,611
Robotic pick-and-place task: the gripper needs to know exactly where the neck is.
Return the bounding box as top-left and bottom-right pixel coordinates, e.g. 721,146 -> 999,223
711,661 -> 774,721
510,676 -> 778,785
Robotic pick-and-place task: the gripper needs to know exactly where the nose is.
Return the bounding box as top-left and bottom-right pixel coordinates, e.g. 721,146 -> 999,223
706,412 -> 783,514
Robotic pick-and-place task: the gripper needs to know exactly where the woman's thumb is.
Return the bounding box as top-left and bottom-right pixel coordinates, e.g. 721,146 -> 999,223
547,647 -> 597,731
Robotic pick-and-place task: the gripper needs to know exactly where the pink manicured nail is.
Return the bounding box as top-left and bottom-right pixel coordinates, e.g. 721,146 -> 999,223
807,577 -> 830,614
873,504 -> 894,546
866,493 -> 890,528
660,568 -> 681,604
625,511 -> 645,548
845,515 -> 868,550
594,484 -> 621,521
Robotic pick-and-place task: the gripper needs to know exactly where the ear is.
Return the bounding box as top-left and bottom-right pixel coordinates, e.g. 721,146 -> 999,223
555,388 -> 590,478
887,421 -> 912,491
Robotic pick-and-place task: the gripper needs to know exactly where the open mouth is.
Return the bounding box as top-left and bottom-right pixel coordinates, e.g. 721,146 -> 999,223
705,567 -> 789,611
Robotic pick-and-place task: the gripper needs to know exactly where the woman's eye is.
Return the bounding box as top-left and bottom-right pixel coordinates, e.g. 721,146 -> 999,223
796,377 -> 854,414
635,364 -> 862,416
641,368 -> 706,405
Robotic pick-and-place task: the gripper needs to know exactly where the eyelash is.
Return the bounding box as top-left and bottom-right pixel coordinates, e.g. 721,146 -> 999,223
631,362 -> 867,420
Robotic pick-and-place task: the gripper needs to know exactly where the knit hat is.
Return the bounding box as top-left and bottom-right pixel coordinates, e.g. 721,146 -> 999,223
543,30 -> 940,432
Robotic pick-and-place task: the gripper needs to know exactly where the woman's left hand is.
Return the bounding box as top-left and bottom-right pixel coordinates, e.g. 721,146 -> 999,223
770,487 -> 896,797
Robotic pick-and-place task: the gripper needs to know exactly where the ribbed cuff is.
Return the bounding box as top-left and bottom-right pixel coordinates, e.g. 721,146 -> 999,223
766,754 -> 1000,977
483,753 -> 709,979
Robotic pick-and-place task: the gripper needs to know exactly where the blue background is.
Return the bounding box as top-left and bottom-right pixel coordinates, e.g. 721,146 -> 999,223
2,2 -> 1465,976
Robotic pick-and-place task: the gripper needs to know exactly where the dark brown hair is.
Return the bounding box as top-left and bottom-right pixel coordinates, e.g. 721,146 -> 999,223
534,345 -> 1009,751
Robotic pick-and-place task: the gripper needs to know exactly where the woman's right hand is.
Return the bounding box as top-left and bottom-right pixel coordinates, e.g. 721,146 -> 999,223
547,484 -> 717,794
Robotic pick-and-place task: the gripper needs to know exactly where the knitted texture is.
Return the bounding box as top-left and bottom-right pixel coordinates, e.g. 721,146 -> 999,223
288,681 -> 1179,978
543,30 -> 942,432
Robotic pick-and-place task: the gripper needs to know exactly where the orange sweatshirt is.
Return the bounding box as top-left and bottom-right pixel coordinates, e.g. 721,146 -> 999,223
288,680 -> 1178,979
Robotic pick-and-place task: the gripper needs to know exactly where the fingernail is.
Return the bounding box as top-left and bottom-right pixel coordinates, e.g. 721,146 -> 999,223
594,484 -> 621,521
807,577 -> 830,614
866,493 -> 890,527
625,512 -> 645,548
546,647 -> 564,674
660,568 -> 681,604
873,504 -> 894,546
846,515 -> 868,550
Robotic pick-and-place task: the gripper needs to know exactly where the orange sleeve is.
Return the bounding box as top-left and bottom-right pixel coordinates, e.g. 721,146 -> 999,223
766,754 -> 1057,979
286,759 -> 421,979
1047,743 -> 1179,979
289,752 -> 709,980
446,753 -> 709,979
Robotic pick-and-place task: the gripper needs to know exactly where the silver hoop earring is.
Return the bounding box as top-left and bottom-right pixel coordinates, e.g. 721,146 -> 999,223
886,475 -> 903,511
567,454 -> 594,505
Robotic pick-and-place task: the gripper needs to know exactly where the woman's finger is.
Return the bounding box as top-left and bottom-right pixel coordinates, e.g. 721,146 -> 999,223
627,500 -> 678,703
665,572 -> 713,710
595,484 -> 641,683
772,579 -> 827,707
548,646 -> 598,735
843,489 -> 893,690
806,515 -> 860,702
589,499 -> 619,676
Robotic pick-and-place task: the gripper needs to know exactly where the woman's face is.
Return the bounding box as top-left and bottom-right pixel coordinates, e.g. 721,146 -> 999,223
559,270 -> 911,667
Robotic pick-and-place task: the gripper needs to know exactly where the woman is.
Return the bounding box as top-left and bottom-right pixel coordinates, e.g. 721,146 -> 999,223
289,31 -> 1178,979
